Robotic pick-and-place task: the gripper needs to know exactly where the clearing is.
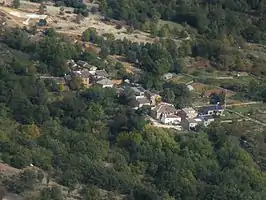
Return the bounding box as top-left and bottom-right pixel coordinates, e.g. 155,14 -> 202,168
0,0 -> 155,44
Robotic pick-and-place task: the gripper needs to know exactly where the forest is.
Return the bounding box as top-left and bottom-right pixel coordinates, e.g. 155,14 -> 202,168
1,23 -> 266,200
99,0 -> 266,43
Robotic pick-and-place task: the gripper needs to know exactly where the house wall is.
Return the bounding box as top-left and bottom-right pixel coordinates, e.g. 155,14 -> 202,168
187,112 -> 198,119
189,122 -> 198,129
161,116 -> 181,124
199,109 -> 224,117
136,102 -> 150,109
102,84 -> 113,88
89,70 -> 96,75
135,94 -> 146,99
181,119 -> 201,130
207,109 -> 224,116
81,78 -> 90,88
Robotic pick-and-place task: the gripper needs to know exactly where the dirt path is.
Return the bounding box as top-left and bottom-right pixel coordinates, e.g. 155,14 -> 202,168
221,119 -> 246,123
193,101 -> 261,108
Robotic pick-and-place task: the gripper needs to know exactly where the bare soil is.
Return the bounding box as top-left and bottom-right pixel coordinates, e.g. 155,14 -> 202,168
1,0 -> 154,44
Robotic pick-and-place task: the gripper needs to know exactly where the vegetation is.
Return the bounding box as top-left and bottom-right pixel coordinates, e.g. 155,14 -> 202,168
96,0 -> 266,79
99,0 -> 266,43
82,28 -> 186,89
12,0 -> 20,8
1,5 -> 266,198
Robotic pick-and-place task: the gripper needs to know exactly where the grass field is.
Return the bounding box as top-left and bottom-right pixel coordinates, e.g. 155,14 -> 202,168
230,104 -> 266,123
221,110 -> 243,120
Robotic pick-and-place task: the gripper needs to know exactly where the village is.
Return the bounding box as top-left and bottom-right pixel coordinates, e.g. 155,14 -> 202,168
40,59 -> 226,132
1,0 -> 265,134
1,0 -> 264,132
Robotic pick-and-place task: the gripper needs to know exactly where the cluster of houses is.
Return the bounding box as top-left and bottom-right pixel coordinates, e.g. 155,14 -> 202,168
41,59 -> 225,131
120,83 -> 224,131
41,60 -> 118,90
150,102 -> 224,131
151,102 -> 224,131
65,60 -> 115,88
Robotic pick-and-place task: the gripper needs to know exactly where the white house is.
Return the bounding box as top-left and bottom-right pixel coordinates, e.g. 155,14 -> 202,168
161,114 -> 181,125
198,105 -> 224,117
162,73 -> 174,80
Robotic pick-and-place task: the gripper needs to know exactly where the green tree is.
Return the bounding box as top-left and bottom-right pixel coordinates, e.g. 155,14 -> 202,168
209,92 -> 225,105
161,88 -> 175,103
0,186 -> 7,200
12,0 -> 20,8
99,45 -> 109,59
80,185 -> 102,200
39,186 -> 63,200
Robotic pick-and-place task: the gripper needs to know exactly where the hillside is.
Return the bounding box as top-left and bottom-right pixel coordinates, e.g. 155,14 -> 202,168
100,0 -> 266,42
0,25 -> 266,200
1,0 -> 266,199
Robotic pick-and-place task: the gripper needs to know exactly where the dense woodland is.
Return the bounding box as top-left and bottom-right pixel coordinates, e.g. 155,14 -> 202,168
99,0 -> 266,42
1,23 -> 266,200
97,0 -> 266,78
